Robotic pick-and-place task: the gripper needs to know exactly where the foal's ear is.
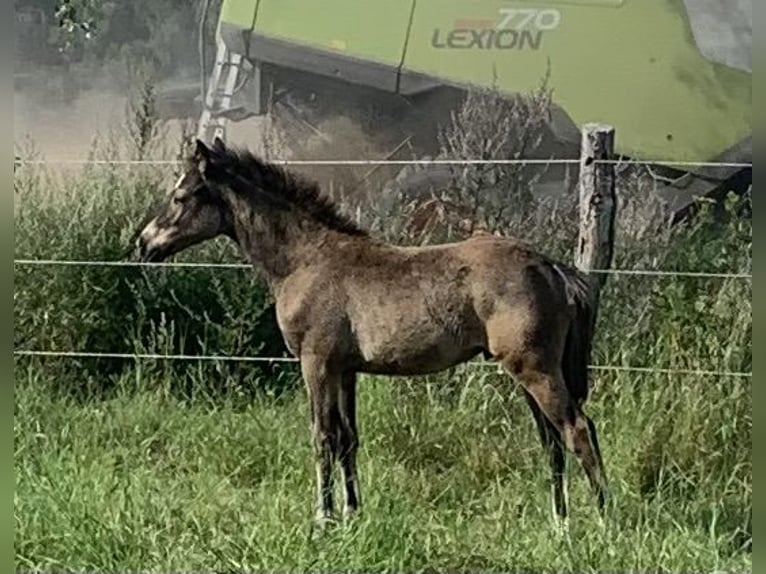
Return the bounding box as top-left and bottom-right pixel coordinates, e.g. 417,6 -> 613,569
192,139 -> 210,162
212,137 -> 226,155
194,139 -> 210,160
193,139 -> 213,176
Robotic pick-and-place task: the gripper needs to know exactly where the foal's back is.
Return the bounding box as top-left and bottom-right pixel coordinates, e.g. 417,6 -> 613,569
319,234 -> 567,375
338,234 -> 554,307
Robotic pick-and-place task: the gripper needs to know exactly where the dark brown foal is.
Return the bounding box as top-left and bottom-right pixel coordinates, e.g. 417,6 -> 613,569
136,138 -> 609,527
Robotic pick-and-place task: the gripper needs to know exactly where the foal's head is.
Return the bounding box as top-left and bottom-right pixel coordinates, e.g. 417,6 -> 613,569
137,137 -> 366,262
136,138 -> 233,262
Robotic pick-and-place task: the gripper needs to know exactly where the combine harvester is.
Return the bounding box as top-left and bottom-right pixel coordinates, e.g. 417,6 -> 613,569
195,0 -> 751,220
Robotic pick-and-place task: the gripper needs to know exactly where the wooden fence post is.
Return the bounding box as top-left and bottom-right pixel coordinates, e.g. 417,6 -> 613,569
576,123 -> 617,302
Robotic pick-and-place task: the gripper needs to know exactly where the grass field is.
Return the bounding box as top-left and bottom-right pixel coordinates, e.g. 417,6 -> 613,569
15,364 -> 751,571
13,109 -> 751,570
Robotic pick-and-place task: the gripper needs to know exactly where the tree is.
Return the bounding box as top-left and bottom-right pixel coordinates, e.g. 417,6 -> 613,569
54,0 -> 100,56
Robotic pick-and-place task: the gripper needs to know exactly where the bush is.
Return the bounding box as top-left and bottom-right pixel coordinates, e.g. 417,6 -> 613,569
14,91 -> 299,400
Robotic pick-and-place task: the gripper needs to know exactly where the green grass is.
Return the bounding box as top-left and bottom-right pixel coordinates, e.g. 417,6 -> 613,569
15,365 -> 750,571
13,122 -> 751,570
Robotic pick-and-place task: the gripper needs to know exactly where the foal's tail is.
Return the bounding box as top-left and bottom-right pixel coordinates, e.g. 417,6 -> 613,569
552,263 -> 597,407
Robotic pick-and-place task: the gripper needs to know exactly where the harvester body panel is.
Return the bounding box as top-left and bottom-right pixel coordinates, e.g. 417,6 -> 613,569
217,0 -> 751,165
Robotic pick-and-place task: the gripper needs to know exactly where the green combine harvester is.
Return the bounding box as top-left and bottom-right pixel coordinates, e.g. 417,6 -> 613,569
197,0 -> 751,218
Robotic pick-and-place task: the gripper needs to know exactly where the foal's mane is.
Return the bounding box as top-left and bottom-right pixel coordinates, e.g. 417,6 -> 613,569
206,145 -> 367,237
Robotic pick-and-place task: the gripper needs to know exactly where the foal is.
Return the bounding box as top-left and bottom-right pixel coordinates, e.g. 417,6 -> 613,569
137,138 -> 608,525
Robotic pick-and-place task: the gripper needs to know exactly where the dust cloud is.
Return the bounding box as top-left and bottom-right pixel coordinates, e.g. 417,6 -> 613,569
13,71 -> 389,166
14,85 -> 130,160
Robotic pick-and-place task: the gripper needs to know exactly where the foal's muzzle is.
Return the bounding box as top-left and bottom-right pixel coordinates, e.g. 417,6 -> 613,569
135,235 -> 147,260
135,233 -> 164,262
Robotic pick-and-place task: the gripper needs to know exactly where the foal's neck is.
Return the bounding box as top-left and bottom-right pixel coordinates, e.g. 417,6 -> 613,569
222,189 -> 345,289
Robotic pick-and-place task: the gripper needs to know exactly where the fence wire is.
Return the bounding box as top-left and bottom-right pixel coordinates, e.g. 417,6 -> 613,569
14,155 -> 751,377
12,258 -> 752,280
12,350 -> 752,379
13,157 -> 753,168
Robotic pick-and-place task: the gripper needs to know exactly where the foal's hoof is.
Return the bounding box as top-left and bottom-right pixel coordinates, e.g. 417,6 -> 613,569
597,506 -> 613,533
553,516 -> 570,539
597,495 -> 613,531
343,505 -> 361,524
314,512 -> 338,533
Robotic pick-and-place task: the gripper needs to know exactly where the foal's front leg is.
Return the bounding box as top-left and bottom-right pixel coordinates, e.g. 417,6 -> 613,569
339,371 -> 361,518
301,355 -> 342,524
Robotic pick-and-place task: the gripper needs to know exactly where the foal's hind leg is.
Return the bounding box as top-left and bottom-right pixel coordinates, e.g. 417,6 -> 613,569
584,413 -> 609,514
509,361 -> 608,515
338,371 -> 361,518
522,389 -> 567,523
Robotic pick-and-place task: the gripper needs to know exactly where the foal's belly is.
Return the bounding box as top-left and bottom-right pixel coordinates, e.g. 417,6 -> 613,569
358,344 -> 485,376
351,310 -> 486,375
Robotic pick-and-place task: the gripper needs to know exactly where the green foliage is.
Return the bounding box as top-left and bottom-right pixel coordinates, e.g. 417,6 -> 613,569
14,366 -> 751,571
17,0 -> 213,77
54,0 -> 100,56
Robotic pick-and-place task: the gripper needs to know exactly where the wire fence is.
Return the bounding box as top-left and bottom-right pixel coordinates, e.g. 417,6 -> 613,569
13,155 -> 752,379
13,157 -> 753,168
12,350 -> 752,379
13,257 -> 752,378
12,258 -> 753,280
